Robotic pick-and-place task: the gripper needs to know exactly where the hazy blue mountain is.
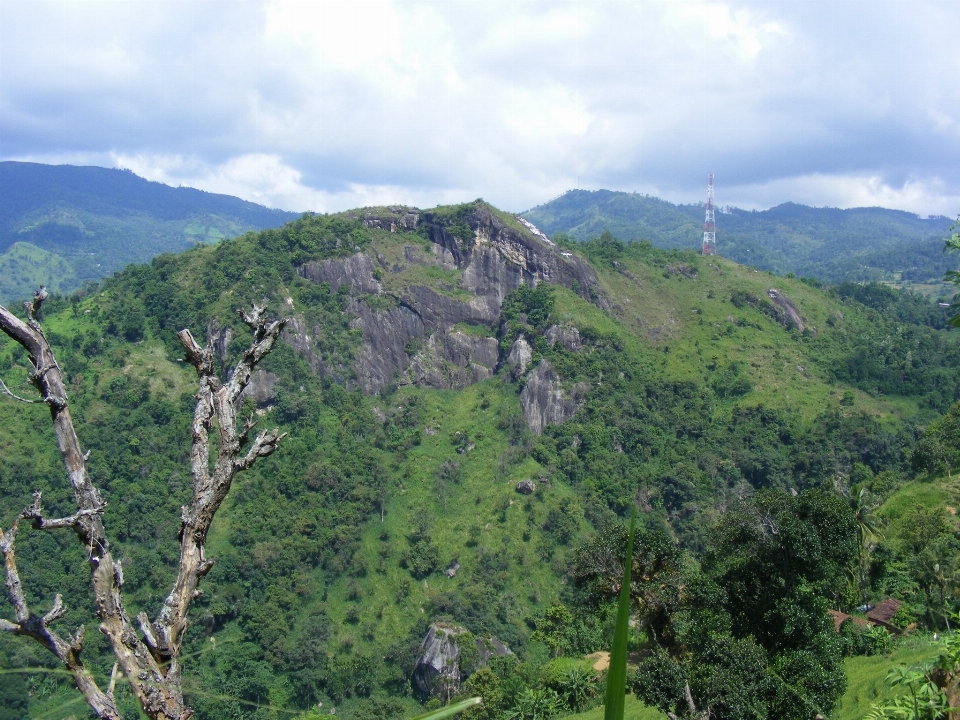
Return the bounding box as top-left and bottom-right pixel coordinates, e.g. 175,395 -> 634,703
522,188 -> 957,287
0,161 -> 300,301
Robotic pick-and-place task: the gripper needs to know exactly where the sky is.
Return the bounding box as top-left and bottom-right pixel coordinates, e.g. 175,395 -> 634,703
2,0 -> 959,217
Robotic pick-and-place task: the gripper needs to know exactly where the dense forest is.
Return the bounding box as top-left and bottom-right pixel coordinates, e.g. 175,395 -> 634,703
0,162 -> 298,302
2,202 -> 960,719
523,189 -> 957,290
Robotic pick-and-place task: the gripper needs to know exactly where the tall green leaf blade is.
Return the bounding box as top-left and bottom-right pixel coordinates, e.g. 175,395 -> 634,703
411,697 -> 482,720
604,509 -> 636,720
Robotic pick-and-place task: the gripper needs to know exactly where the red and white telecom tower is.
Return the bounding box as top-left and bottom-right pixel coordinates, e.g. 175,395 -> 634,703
702,173 -> 716,256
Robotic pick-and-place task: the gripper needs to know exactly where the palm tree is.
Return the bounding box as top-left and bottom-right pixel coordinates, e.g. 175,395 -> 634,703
847,485 -> 885,606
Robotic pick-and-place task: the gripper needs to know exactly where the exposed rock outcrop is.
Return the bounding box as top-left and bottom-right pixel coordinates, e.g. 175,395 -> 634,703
767,289 -> 804,332
407,329 -> 499,391
294,202 -> 603,394
298,252 -> 381,295
240,370 -> 278,408
506,335 -> 533,376
546,324 -> 582,351
520,360 -> 588,435
516,479 -> 536,495
412,623 -> 512,700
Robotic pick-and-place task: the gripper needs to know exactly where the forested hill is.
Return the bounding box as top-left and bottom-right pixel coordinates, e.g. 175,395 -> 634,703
3,200 -> 960,718
522,189 -> 956,287
0,161 -> 299,302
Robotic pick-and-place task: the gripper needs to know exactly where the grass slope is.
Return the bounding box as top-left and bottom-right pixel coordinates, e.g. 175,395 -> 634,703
836,635 -> 942,720
561,695 -> 666,719
0,241 -> 75,300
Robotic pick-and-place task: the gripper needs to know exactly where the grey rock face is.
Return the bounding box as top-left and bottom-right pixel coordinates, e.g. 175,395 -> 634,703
294,204 -> 603,394
412,623 -> 512,699
298,252 -> 382,295
348,299 -> 425,394
546,324 -> 582,351
520,360 -> 587,435
205,321 -> 232,362
431,244 -> 458,270
240,370 -> 278,408
767,289 -> 805,332
408,329 -> 499,390
506,335 -> 533,376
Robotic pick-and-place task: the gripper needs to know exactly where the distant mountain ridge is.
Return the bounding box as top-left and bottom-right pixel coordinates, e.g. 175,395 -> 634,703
522,189 -> 957,287
0,161 -> 300,301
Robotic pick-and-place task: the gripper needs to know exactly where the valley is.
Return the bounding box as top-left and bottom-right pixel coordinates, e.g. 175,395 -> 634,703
1,197 -> 959,719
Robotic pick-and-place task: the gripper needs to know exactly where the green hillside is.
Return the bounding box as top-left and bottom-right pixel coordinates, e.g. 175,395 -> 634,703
2,201 -> 960,718
522,189 -> 957,290
0,161 -> 299,302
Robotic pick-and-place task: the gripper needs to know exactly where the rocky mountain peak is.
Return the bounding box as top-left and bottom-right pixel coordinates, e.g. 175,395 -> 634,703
286,202 -> 602,418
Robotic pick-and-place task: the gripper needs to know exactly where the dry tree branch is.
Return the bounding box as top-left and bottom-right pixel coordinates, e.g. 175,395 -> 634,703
0,376 -> 36,403
1,518 -> 118,718
0,290 -> 289,720
147,304 -> 288,682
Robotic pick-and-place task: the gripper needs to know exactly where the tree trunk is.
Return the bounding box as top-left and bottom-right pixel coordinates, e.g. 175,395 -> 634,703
1,292 -> 287,719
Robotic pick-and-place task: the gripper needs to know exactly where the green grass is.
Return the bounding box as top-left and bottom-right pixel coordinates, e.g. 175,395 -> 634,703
0,241 -> 75,301
880,480 -> 955,519
587,250 -> 926,425
559,695 -> 667,719
835,635 -> 943,719
453,322 -> 496,337
877,477 -> 960,552
320,378 -> 570,654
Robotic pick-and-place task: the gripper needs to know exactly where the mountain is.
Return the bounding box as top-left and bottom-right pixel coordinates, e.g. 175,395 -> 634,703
0,161 -> 300,302
2,200 -> 959,718
522,189 -> 957,288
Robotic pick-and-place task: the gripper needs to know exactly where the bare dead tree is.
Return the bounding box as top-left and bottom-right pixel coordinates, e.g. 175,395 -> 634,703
0,288 -> 288,720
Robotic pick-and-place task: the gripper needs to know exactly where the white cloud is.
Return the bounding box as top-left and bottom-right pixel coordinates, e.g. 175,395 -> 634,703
109,151 -> 473,213
2,0 -> 960,215
721,173 -> 960,219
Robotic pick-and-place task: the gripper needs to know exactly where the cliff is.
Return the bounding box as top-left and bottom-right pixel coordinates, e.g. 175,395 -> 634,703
284,201 -> 602,433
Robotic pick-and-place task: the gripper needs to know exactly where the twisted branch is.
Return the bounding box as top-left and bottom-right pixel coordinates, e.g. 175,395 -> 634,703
1,291 -> 289,720
1,519 -> 118,718
148,303 -> 288,680
23,491 -> 107,530
0,376 -> 36,403
0,291 -> 188,719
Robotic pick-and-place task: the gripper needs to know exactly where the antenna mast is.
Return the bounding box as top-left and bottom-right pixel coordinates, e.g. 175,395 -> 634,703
702,173 -> 716,256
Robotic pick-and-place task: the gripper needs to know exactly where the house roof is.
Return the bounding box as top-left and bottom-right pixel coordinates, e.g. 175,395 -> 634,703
828,610 -> 849,632
867,598 -> 901,625
828,609 -> 869,632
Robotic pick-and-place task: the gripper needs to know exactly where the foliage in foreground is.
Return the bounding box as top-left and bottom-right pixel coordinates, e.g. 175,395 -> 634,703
864,625 -> 960,719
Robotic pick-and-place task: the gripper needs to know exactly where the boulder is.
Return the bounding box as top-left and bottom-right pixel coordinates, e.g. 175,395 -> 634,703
240,370 -> 278,408
412,623 -> 512,699
767,289 -> 805,332
516,479 -> 536,495
546,324 -> 582,351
